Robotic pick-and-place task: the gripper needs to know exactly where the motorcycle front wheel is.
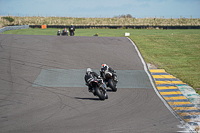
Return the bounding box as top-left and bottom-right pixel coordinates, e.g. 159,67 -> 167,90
95,87 -> 106,100
108,79 -> 117,92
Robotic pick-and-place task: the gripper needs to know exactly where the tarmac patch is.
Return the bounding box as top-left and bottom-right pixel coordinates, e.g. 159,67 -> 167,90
33,69 -> 153,88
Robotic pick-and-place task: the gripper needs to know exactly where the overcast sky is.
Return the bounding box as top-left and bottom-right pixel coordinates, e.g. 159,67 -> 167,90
0,0 -> 199,18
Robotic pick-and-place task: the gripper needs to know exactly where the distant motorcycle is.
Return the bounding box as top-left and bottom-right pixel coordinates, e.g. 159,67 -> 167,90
87,75 -> 108,100
61,29 -> 68,36
69,30 -> 74,36
69,25 -> 75,36
101,71 -> 117,92
57,29 -> 61,36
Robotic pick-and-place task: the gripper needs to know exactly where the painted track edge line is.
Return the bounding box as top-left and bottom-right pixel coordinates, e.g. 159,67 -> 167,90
126,37 -> 195,133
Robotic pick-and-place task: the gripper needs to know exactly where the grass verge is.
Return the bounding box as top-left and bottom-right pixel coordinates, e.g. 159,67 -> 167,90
130,30 -> 200,95
2,28 -> 200,94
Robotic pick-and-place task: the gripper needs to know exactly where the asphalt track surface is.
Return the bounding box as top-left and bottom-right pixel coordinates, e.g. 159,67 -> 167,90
0,34 -> 186,133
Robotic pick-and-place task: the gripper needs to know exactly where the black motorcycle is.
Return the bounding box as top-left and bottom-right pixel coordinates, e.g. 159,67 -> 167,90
69,31 -> 74,36
87,76 -> 108,100
101,71 -> 117,92
69,25 -> 75,36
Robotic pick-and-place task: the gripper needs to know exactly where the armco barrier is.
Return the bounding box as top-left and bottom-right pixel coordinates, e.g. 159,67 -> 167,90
0,25 -> 29,33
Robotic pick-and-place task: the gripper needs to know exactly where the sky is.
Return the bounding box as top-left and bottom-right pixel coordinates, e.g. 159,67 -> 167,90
0,0 -> 200,18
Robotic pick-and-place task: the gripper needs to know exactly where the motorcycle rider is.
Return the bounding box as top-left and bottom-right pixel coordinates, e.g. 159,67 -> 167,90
62,28 -> 68,36
57,29 -> 61,36
84,68 -> 104,93
100,63 -> 118,82
69,25 -> 75,36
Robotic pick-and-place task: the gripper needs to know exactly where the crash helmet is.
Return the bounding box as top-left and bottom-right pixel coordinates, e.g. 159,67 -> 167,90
101,63 -> 107,68
86,68 -> 92,75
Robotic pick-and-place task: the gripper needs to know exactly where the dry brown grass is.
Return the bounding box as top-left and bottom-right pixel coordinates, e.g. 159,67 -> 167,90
1,15 -> 200,27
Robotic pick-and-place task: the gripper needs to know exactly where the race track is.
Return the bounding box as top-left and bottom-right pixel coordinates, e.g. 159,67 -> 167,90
0,34 -> 186,133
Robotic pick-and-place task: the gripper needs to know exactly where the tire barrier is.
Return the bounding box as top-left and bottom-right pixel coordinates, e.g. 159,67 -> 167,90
1,25 -> 199,31
29,25 -> 200,29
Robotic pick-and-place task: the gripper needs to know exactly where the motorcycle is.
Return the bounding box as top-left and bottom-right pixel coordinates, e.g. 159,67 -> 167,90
69,31 -> 74,36
101,71 -> 118,92
57,30 -> 61,36
87,76 -> 108,100
61,30 -> 68,36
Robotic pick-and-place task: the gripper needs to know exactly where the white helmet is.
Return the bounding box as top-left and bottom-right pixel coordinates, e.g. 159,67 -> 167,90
101,63 -> 107,68
86,68 -> 92,75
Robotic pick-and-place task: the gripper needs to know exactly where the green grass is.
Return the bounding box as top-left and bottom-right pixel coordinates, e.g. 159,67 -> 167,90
2,28 -> 200,94
130,30 -> 200,94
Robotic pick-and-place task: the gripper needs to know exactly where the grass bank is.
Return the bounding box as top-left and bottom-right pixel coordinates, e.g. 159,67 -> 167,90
1,16 -> 200,28
2,28 -> 200,94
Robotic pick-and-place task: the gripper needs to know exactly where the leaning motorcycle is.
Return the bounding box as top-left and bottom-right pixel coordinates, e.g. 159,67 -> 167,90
88,76 -> 108,100
101,71 -> 117,92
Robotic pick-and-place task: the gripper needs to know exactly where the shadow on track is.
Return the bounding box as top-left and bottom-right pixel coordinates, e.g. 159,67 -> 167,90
74,97 -> 101,101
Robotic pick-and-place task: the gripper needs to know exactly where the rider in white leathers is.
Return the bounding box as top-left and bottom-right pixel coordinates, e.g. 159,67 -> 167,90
100,64 -> 118,82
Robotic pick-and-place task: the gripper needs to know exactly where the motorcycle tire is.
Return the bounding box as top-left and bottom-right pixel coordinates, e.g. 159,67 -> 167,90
94,87 -> 106,100
108,79 -> 117,92
70,32 -> 74,36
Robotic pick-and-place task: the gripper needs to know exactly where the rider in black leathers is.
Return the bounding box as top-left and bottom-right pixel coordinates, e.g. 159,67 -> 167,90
85,68 -> 103,93
100,64 -> 118,82
69,25 -> 75,36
